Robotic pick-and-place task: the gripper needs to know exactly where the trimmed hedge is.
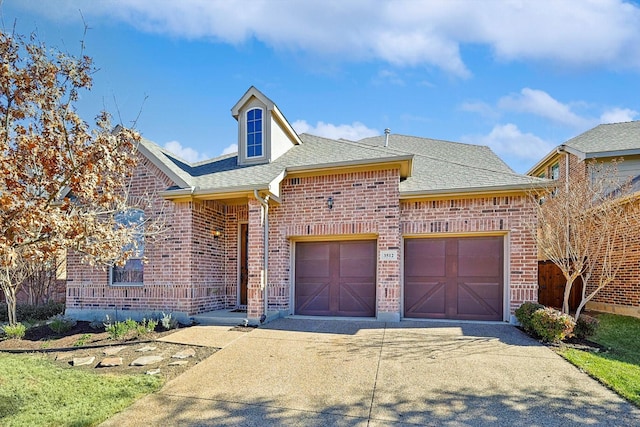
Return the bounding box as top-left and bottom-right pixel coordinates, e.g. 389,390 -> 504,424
0,301 -> 65,323
515,302 -> 545,333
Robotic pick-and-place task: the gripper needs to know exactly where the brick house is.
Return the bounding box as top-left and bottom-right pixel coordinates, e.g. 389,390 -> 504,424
528,121 -> 640,318
66,87 -> 546,325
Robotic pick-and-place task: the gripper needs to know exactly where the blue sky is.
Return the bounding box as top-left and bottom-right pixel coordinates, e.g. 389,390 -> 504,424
3,0 -> 640,173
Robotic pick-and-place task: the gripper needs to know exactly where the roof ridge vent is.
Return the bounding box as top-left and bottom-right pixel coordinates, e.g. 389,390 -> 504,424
384,128 -> 391,147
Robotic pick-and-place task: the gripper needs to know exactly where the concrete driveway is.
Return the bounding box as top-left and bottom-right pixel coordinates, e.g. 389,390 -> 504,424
101,318 -> 640,426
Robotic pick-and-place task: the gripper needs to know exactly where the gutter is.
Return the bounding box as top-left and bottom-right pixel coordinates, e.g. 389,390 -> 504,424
399,180 -> 555,199
253,189 -> 270,323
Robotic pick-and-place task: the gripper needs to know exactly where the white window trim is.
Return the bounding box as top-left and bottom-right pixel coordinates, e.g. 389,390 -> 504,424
109,259 -> 144,287
245,107 -> 265,160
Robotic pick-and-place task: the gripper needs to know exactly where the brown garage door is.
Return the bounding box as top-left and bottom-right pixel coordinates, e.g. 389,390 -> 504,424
404,236 -> 503,321
295,240 -> 376,317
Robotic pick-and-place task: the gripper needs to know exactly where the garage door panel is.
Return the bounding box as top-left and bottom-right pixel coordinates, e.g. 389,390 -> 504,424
296,240 -> 376,317
404,281 -> 446,317
458,283 -> 501,315
405,237 -> 504,321
295,281 -> 330,314
338,282 -> 376,316
404,239 -> 446,277
458,238 -> 502,277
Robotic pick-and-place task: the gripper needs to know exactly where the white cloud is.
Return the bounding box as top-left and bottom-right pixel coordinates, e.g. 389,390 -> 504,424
462,124 -> 554,167
292,120 -> 378,141
459,101 -> 499,119
221,143 -> 238,155
163,140 -> 208,163
600,108 -> 638,124
498,88 -> 588,128
16,0 -> 640,75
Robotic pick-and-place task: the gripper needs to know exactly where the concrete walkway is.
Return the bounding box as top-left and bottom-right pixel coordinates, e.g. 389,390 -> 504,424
101,318 -> 640,426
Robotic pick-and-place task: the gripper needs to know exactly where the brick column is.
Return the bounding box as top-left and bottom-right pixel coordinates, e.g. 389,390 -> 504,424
247,197 -> 265,322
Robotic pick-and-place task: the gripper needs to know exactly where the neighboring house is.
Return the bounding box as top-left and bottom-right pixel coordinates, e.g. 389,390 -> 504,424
528,121 -> 640,318
66,87 -> 546,325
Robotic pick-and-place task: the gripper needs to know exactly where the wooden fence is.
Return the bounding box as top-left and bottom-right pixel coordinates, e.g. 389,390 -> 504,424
538,260 -> 583,312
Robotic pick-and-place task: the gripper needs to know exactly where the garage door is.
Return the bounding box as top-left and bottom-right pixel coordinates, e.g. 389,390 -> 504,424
295,240 -> 376,317
404,236 -> 504,321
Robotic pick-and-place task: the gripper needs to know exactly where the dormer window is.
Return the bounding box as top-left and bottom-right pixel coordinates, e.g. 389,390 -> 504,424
247,108 -> 263,158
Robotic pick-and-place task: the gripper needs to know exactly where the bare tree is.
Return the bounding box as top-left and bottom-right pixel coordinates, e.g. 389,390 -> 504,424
0,30 -> 154,325
533,160 -> 640,320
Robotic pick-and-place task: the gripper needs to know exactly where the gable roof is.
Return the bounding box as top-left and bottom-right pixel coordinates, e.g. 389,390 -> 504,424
527,121 -> 640,176
563,121 -> 640,158
143,132 -> 546,201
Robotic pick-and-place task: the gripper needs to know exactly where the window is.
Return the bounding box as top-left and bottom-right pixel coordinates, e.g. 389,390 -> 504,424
246,108 -> 263,158
110,209 -> 144,286
551,163 -> 560,180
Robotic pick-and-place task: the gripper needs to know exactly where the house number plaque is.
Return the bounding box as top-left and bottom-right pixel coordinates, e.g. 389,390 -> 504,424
379,250 -> 398,261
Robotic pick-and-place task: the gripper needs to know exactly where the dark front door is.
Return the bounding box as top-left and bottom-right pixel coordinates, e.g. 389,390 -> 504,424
404,236 -> 504,321
239,223 -> 248,306
295,240 -> 376,317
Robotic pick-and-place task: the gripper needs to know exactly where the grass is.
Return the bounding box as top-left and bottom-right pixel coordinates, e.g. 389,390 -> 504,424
560,313 -> 640,406
0,353 -> 162,427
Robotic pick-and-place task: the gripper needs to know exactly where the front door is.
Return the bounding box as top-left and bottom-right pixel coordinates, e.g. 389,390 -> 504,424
239,223 -> 248,306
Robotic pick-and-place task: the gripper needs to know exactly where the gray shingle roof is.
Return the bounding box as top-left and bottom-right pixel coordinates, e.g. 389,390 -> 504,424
140,132 -> 546,198
564,121 -> 640,156
357,135 -> 544,195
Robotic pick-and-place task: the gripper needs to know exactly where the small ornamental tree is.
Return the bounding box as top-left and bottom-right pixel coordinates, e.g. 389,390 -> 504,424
0,30 -> 150,325
532,160 -> 640,320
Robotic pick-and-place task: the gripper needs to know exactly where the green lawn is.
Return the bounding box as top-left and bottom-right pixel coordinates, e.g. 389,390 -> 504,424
560,313 -> 640,406
0,353 -> 162,427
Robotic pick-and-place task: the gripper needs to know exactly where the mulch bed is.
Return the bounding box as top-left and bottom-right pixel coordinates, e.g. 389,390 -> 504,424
0,321 -> 218,383
516,326 -> 608,352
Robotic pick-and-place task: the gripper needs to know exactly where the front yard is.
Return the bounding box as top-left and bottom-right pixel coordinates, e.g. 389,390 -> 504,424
559,313 -> 640,406
0,352 -> 162,426
0,320 -> 217,426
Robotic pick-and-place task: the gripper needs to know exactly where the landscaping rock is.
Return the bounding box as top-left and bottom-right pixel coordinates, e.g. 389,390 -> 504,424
98,357 -> 123,367
168,360 -> 189,366
55,353 -> 72,361
136,345 -> 157,352
130,355 -> 163,366
103,346 -> 126,355
172,348 -> 196,359
146,368 -> 161,375
72,356 -> 95,367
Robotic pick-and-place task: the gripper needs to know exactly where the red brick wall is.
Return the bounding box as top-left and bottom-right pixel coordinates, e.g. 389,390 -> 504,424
400,195 -> 539,314
66,156 -> 198,315
268,169 -> 401,318
587,204 -> 640,314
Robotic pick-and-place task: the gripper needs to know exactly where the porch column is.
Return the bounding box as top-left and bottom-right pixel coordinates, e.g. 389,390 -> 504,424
246,197 -> 265,321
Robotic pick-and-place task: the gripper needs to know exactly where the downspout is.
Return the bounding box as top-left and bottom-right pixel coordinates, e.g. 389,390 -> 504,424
556,145 -> 569,192
253,189 -> 269,322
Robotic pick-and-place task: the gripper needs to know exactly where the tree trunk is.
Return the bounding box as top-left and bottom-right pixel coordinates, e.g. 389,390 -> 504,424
2,285 -> 18,326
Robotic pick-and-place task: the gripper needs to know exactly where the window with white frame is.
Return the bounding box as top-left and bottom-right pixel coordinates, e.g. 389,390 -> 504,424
110,209 -> 144,286
246,108 -> 263,158
551,163 -> 560,180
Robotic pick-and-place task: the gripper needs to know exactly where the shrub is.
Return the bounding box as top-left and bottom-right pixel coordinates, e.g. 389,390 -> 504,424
2,322 -> 26,339
74,333 -> 92,347
48,314 -> 77,334
574,314 -> 600,339
160,312 -> 179,330
0,302 -> 65,323
136,318 -> 158,336
105,318 -> 135,340
530,307 -> 576,342
105,318 -> 157,340
515,302 -> 545,333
